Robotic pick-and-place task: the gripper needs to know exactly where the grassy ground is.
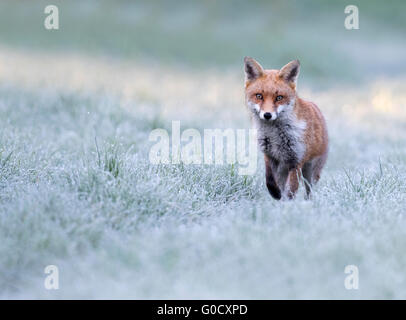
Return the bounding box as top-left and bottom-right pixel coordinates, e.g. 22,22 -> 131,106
0,0 -> 406,299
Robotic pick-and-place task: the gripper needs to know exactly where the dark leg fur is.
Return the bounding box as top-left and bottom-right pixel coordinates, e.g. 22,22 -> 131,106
265,156 -> 281,200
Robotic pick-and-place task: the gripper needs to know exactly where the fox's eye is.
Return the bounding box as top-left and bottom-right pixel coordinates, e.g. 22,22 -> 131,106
256,93 -> 263,100
276,95 -> 283,101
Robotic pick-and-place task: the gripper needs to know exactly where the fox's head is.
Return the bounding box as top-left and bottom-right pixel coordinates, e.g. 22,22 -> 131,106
244,57 -> 300,121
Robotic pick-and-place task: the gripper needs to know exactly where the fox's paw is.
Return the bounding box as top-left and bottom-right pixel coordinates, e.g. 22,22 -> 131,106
266,183 -> 281,200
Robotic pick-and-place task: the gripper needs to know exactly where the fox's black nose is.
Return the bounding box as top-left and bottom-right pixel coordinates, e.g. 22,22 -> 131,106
263,112 -> 272,120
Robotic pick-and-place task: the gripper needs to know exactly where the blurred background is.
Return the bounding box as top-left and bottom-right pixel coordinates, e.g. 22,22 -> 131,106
1,0 -> 405,84
1,0 -> 406,299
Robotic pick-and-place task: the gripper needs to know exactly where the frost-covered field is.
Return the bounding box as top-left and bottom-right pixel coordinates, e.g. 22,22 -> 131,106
1,47 -> 406,299
1,0 -> 406,299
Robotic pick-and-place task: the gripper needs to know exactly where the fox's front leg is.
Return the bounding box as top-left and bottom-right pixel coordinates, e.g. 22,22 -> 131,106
264,155 -> 281,200
276,163 -> 301,200
286,168 -> 301,199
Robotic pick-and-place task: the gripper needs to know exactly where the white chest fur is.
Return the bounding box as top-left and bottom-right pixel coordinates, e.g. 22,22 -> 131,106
253,112 -> 306,165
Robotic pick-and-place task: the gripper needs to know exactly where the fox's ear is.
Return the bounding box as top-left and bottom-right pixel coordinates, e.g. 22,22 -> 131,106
244,57 -> 264,82
279,60 -> 300,86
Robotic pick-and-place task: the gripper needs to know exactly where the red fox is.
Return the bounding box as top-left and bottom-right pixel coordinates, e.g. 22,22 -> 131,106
244,57 -> 328,199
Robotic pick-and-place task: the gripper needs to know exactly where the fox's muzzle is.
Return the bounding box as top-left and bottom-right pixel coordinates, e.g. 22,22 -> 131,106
260,111 -> 277,121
